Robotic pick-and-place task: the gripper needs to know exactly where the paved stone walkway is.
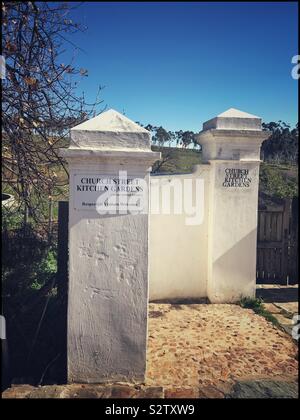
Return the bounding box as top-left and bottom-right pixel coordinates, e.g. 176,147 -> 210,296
146,303 -> 298,391
256,284 -> 298,335
3,303 -> 298,398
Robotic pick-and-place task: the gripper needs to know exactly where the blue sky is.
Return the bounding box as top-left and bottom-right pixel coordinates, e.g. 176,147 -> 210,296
64,1 -> 298,131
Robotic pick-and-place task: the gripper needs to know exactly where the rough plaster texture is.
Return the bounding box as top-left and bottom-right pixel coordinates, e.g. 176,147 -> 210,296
60,110 -> 160,383
68,190 -> 148,383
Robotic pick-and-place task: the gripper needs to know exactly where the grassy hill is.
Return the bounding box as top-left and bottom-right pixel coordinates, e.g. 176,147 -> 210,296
151,146 -> 202,174
2,146 -> 298,226
152,146 -> 298,199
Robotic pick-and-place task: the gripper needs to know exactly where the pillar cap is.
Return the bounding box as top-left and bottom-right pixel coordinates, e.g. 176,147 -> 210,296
71,109 -> 149,133
202,108 -> 262,131
68,109 -> 152,151
196,108 -> 271,162
59,108 -> 161,167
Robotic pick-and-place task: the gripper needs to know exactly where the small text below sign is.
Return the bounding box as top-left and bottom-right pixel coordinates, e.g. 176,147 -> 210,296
73,174 -> 146,212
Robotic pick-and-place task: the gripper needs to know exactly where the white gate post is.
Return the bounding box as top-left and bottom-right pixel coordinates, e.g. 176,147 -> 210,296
196,108 -> 271,303
60,109 -> 160,383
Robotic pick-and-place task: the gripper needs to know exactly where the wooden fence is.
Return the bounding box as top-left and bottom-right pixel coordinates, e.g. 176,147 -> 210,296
256,197 -> 298,284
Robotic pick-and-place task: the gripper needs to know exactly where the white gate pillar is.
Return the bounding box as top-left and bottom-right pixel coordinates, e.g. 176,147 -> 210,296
60,109 -> 160,383
196,108 -> 270,303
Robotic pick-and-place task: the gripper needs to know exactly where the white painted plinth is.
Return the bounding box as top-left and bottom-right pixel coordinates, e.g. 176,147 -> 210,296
197,108 -> 271,303
60,110 -> 160,383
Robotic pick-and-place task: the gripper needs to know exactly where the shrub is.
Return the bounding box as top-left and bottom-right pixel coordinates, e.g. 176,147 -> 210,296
239,297 -> 280,326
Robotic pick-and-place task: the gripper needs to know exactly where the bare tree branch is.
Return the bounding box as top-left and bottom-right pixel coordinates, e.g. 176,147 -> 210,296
2,1 -> 104,229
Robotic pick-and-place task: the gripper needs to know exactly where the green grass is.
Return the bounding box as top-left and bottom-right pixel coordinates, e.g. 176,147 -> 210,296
151,146 -> 202,174
259,163 -> 298,198
152,148 -> 298,198
238,297 -> 280,327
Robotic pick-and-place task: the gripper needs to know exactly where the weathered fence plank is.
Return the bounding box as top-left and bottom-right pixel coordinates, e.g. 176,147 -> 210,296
56,201 -> 69,383
256,197 -> 298,284
57,201 -> 69,299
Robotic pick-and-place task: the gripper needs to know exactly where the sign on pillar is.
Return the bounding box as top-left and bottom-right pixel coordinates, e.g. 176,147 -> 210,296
60,109 -> 160,383
196,108 -> 271,303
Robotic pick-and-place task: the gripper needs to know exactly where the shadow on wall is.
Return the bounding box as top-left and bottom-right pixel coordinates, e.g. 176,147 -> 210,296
208,228 -> 258,303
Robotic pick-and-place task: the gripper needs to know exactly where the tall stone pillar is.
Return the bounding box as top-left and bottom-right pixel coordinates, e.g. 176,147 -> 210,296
60,109 -> 160,383
196,108 -> 270,303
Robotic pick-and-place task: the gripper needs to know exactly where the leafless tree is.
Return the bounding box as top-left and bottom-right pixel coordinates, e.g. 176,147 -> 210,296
2,2 -> 103,231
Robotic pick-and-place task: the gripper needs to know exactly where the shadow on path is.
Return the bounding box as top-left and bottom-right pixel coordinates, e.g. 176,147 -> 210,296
256,287 -> 298,303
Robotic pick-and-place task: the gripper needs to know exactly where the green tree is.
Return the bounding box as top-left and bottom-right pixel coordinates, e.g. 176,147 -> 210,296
261,121 -> 298,164
152,126 -> 171,147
